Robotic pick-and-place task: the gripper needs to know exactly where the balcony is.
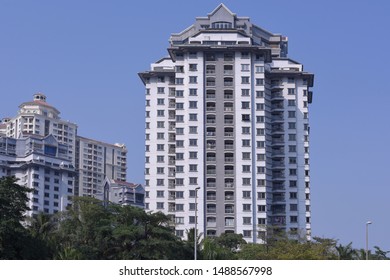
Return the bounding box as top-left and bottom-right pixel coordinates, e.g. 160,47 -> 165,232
207,170 -> 216,175
225,183 -> 234,188
224,94 -> 233,100
224,157 -> 234,163
206,94 -> 216,99
207,156 -> 216,162
207,195 -> 216,201
207,182 -> 216,188
224,119 -> 234,125
224,81 -> 234,87
224,132 -> 234,137
224,144 -> 234,150
207,144 -> 216,150
206,106 -> 216,112
206,82 -> 216,87
225,170 -> 234,176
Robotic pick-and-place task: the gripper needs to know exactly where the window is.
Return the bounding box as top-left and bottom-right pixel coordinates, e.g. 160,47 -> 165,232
157,132 -> 164,139
288,134 -> 296,141
189,64 -> 197,71
176,153 -> 184,160
243,230 -> 252,238
256,128 -> 265,136
242,89 -> 250,96
256,103 -> 264,111
257,141 -> 265,148
185,215 -> 197,225
157,167 -> 165,174
288,88 -> 295,95
288,111 -> 296,118
242,102 -> 250,109
175,78 -> 183,85
241,52 -> 249,59
290,204 -> 298,211
176,128 -> 184,135
240,204 -> 252,213
289,145 -> 296,152
189,76 -> 197,84
189,152 -> 197,159
190,101 -> 198,109
157,98 -> 165,105
256,91 -> 264,98
255,66 -> 264,73
157,121 -> 164,128
289,157 -> 297,164
157,191 -> 164,197
257,192 -> 266,199
189,126 -> 197,134
288,77 -> 295,83
176,178 -> 184,185
256,116 -> 264,123
288,122 -> 296,129
290,180 -> 297,187
258,205 -> 266,212
242,127 -> 250,134
241,64 -> 250,71
288,100 -> 296,106
176,166 -> 184,173
145,122 -> 150,129
189,164 -> 198,172
257,166 -> 265,174
157,202 -> 164,209
189,139 -> 197,146
189,114 -> 197,121
241,77 -> 250,84
256,78 -> 264,86
189,88 -> 197,96
242,165 -> 251,173
242,114 -> 250,122
176,115 -> 184,122
176,230 -> 184,237
176,191 -> 184,198
157,87 -> 165,93
157,179 -> 164,186
258,218 -> 266,225
290,192 -> 297,199
176,140 -> 184,147
176,90 -> 184,97
242,139 -> 250,147
242,178 -> 251,185
157,110 -> 165,117
157,144 -> 164,151
176,103 -> 184,110
175,204 -> 184,211
289,169 -> 297,175
290,216 -> 298,223
243,191 -> 251,198
243,217 -> 252,225
175,217 -> 184,224
242,152 -> 250,160
257,154 -> 265,161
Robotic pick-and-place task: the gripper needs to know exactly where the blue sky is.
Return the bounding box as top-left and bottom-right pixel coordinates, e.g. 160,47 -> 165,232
1,0 -> 389,251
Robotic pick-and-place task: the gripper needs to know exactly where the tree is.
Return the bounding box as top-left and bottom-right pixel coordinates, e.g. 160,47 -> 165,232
0,176 -> 46,259
335,242 -> 357,260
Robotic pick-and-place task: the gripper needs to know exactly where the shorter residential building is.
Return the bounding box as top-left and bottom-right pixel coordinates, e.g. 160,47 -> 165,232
0,134 -> 75,216
103,177 -> 145,208
75,136 -> 127,198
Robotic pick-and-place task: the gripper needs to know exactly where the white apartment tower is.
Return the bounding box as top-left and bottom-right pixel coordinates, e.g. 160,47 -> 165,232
139,4 -> 314,243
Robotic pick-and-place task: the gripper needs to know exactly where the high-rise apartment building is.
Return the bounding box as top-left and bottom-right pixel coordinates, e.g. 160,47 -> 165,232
75,136 -> 127,197
0,135 -> 75,215
1,94 -> 128,209
139,4 -> 314,242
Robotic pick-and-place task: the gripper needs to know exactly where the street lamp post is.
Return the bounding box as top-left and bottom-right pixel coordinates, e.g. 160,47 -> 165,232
194,187 -> 200,260
366,221 -> 372,260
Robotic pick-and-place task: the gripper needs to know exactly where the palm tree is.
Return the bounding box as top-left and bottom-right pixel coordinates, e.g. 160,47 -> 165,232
335,242 -> 357,260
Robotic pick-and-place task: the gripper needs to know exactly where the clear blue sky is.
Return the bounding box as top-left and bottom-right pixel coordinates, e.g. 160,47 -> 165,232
1,0 -> 389,251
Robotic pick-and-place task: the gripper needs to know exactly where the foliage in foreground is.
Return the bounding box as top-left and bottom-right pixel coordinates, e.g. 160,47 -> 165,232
0,176 -> 389,260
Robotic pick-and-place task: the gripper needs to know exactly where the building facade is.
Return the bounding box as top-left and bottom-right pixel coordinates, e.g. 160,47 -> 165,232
103,177 -> 145,208
75,136 -> 127,197
139,4 -> 314,242
0,135 -> 75,215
